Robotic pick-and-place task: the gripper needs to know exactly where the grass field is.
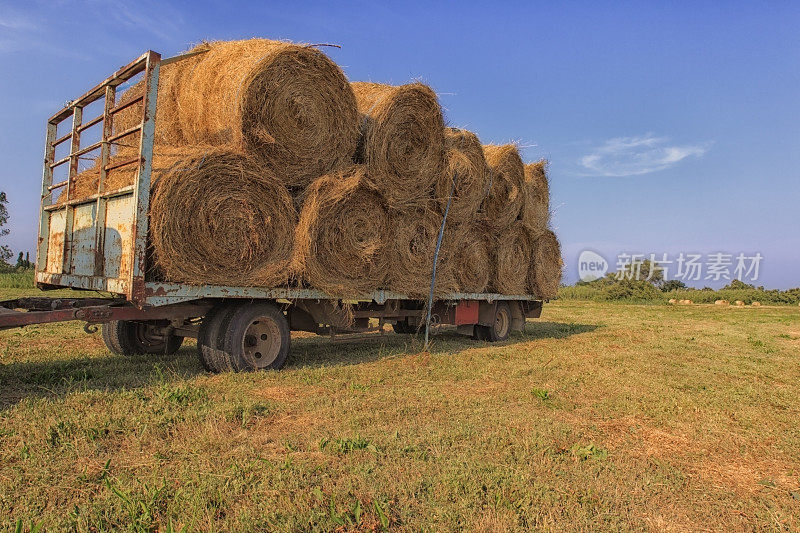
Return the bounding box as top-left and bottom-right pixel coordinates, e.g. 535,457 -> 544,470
2,283 -> 800,531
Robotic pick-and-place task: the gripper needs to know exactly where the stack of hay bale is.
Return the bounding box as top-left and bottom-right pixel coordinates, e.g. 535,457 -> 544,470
71,39 -> 562,299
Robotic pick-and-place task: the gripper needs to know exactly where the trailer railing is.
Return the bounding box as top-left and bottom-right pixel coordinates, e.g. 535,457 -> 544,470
36,51 -> 161,306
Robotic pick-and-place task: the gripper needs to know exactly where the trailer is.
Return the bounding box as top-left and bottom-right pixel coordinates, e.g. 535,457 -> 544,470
0,51 -> 544,371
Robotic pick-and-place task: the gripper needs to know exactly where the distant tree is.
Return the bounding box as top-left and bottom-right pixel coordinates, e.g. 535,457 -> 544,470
0,191 -> 11,268
615,259 -> 665,287
661,279 -> 687,292
724,279 -> 756,290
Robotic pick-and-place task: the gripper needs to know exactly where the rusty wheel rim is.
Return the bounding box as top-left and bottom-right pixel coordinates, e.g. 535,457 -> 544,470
495,307 -> 509,339
242,316 -> 281,369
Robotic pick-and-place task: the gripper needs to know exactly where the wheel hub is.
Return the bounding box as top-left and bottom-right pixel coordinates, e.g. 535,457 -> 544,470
241,317 -> 281,368
495,308 -> 509,338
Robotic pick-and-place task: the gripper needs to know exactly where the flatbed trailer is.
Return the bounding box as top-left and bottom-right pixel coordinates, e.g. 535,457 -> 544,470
0,51 -> 544,371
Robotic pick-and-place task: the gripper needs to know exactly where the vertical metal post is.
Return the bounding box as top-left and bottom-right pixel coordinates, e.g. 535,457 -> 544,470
129,51 -> 161,305
93,85 -> 116,277
60,106 -> 83,274
36,122 -> 58,275
424,174 -> 457,350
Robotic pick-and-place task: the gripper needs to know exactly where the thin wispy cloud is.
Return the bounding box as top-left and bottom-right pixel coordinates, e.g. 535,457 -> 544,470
579,134 -> 711,177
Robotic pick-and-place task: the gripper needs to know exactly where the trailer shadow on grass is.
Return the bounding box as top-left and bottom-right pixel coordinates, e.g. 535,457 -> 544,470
0,321 -> 598,410
287,320 -> 600,370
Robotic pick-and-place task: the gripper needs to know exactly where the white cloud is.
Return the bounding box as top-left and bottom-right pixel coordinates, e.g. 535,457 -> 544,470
579,134 -> 711,177
0,12 -> 37,31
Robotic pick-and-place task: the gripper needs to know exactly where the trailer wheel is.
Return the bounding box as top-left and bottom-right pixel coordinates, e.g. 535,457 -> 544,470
101,320 -> 183,356
197,303 -> 236,372
475,301 -> 511,342
222,302 -> 290,371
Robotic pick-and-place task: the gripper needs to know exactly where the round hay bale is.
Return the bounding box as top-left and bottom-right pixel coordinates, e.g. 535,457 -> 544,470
351,81 -> 445,206
527,229 -> 562,299
521,160 -> 549,236
735,300 -> 745,306
492,222 -> 532,295
446,222 -> 491,293
149,147 -> 297,287
293,165 -> 390,296
751,301 -> 761,307
165,39 -> 358,188
386,206 -> 455,296
435,128 -> 491,224
668,298 -> 677,304
482,144 -> 525,229
714,299 -> 730,306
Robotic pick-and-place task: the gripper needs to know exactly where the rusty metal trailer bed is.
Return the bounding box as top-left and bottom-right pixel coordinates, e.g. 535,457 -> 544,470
0,50 -> 544,371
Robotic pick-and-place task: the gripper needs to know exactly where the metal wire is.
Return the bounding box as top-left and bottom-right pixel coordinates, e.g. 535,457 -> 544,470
424,172 -> 457,350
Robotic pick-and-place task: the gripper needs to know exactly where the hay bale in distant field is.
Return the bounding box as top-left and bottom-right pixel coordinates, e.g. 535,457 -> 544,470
492,222 -> 532,295
117,39 -> 358,188
679,299 -> 693,305
351,81 -> 445,206
751,301 -> 762,307
527,229 -> 562,299
734,300 -> 745,306
521,160 -> 549,236
668,298 -> 677,304
446,222 -> 491,293
148,147 -> 297,287
435,128 -> 491,224
715,299 -> 730,306
386,206 -> 455,296
293,165 -> 390,295
482,144 -> 525,230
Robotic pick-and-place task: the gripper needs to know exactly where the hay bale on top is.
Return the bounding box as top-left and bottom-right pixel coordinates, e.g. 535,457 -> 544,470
435,128 -> 491,224
446,222 -> 491,293
521,160 -> 549,236
482,144 -> 525,229
293,165 -> 390,296
528,229 -> 562,300
149,147 -> 296,287
387,206 -> 455,297
492,222 -> 532,295
351,81 -> 445,206
166,39 -> 358,188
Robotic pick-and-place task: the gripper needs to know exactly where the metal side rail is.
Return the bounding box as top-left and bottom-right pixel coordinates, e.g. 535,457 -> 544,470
0,297 -> 210,331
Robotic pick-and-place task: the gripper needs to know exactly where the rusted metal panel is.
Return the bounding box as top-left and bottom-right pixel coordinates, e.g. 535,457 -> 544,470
102,194 -> 135,281
45,209 -> 66,273
36,122 -> 57,277
93,84 -> 116,277
129,51 -> 160,306
143,281 -> 541,308
454,300 -> 480,325
69,203 -> 97,276
35,272 -> 128,294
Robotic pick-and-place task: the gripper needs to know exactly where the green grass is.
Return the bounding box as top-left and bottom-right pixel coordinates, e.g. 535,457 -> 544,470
0,269 -> 34,288
2,283 -> 800,530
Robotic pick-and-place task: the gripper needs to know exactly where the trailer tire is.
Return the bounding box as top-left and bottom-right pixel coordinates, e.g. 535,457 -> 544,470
475,301 -> 511,342
222,302 -> 290,372
101,320 -> 183,356
198,303 -> 236,372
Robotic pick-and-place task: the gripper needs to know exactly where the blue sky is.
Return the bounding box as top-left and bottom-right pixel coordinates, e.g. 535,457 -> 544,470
1,1 -> 798,288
